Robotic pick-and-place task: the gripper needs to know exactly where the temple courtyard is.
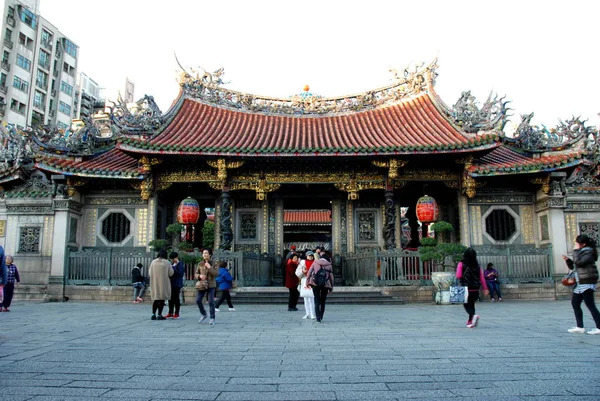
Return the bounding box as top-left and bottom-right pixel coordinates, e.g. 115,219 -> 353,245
0,300 -> 599,400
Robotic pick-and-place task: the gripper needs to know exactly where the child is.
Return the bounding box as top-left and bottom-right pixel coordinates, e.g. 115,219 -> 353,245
484,263 -> 502,302
131,263 -> 146,303
2,255 -> 20,312
215,261 -> 235,312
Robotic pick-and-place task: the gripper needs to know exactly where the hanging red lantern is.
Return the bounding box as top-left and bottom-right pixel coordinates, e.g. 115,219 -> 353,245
177,197 -> 200,225
416,195 -> 439,223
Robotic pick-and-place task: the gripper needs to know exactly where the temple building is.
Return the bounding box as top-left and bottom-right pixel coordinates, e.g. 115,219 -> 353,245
0,61 -> 598,301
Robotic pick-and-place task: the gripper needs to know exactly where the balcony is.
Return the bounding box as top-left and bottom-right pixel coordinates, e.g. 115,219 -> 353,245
1,61 -> 10,71
38,61 -> 50,71
0,85 -> 7,94
52,69 -> 58,77
35,80 -> 46,90
4,38 -> 13,49
6,16 -> 15,28
41,40 -> 52,51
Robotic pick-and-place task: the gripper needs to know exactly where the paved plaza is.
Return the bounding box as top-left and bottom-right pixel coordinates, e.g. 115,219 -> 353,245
0,299 -> 599,401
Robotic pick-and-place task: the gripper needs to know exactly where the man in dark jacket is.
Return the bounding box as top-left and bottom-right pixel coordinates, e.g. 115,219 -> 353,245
166,252 -> 185,319
131,263 -> 146,303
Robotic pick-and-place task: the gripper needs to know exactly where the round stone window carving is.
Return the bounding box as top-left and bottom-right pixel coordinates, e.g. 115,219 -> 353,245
101,212 -> 131,243
482,206 -> 520,244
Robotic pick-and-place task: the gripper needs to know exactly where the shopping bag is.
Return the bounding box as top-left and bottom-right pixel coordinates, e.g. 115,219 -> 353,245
449,285 -> 468,303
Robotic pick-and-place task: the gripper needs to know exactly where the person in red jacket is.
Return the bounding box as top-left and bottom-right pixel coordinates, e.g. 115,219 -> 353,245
285,253 -> 300,311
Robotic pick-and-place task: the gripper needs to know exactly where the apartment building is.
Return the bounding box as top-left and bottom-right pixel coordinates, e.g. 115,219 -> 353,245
76,71 -> 103,119
0,0 -> 78,131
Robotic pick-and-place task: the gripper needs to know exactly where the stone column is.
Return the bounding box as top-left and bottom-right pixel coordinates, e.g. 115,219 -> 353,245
457,193 -> 470,246
219,190 -> 233,250
383,190 -> 396,249
545,172 -> 568,274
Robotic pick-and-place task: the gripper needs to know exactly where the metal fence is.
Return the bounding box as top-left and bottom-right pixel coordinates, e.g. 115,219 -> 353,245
341,245 -> 554,286
66,248 -> 275,287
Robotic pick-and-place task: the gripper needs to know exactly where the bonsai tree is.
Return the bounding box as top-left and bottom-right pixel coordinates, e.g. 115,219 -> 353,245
419,221 -> 467,272
166,223 -> 184,245
202,220 -> 215,249
148,239 -> 169,251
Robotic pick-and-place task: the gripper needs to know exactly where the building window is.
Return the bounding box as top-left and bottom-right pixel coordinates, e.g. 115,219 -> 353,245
482,206 -> 520,244
2,50 -> 9,64
19,227 -> 41,253
0,73 -> 7,87
239,212 -> 258,240
38,50 -> 50,69
7,7 -> 14,18
18,32 -> 33,50
12,75 -> 29,92
357,211 -> 377,242
579,222 -> 600,244
33,90 -> 45,108
5,28 -> 12,41
58,100 -> 71,115
36,69 -> 48,89
60,81 -> 73,96
63,38 -> 77,58
101,212 -> 131,243
16,54 -> 31,71
19,8 -> 37,29
41,29 -> 52,48
10,99 -> 26,115
62,62 -> 75,77
57,121 -> 68,130
69,217 -> 78,243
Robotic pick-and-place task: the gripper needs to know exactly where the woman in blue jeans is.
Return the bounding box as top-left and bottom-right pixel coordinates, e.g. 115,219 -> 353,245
484,263 -> 502,302
195,249 -> 219,326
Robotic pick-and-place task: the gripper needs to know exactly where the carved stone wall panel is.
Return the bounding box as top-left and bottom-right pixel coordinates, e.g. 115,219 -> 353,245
234,244 -> 261,253
275,199 -> 284,255
136,208 -> 148,247
332,200 -> 341,255
42,216 -> 54,256
566,202 -> 600,211
520,205 -> 535,244
84,208 -> 97,247
268,198 -> 275,254
148,198 -> 156,243
262,200 -> 268,253
214,201 -> 221,249
395,204 -> 401,249
340,200 -> 347,253
565,213 -> 577,246
471,194 -> 533,204
469,205 -> 482,245
579,222 -> 600,244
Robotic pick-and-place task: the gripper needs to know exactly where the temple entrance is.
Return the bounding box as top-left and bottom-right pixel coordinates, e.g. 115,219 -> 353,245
282,187 -> 333,255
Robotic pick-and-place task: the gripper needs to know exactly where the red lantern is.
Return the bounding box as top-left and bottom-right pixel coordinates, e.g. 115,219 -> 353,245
177,197 -> 200,224
416,195 -> 439,223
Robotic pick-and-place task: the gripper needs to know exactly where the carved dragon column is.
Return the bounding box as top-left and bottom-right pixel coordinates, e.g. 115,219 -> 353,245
220,190 -> 233,251
383,184 -> 396,250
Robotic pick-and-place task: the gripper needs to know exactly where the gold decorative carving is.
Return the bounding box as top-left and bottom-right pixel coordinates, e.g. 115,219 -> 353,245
396,169 -> 460,181
444,180 -> 460,189
155,182 -> 173,191
520,205 -> 534,244
530,176 -> 551,194
393,180 -> 407,189
66,177 -> 86,197
463,175 -> 477,198
139,156 -> 162,173
133,177 -> 154,201
0,220 -> 5,237
158,170 -> 217,183
206,159 -> 245,185
229,180 -> 281,200
371,159 -> 408,180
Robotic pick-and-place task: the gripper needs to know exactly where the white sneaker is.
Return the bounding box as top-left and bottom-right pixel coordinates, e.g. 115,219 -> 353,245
302,314 -> 309,319
229,308 -> 236,311
198,315 -> 208,323
472,315 -> 480,327
209,319 -> 215,326
568,327 -> 586,334
587,328 -> 600,335
214,308 -> 220,312
310,316 -> 316,320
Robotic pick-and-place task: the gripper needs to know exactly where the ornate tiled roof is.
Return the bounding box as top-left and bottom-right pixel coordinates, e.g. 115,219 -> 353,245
118,94 -> 500,156
35,148 -> 142,179
468,146 -> 583,177
284,210 -> 331,226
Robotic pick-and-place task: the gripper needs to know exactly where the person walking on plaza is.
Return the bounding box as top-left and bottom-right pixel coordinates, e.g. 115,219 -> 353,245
165,251 -> 185,319
0,245 -> 7,308
297,251 -> 316,319
563,234 -> 600,335
307,252 -> 334,323
148,249 -> 174,320
1,255 -> 20,311
285,253 -> 300,311
131,263 -> 146,303
196,248 -> 219,325
215,261 -> 235,312
456,247 -> 488,328
484,263 -> 502,302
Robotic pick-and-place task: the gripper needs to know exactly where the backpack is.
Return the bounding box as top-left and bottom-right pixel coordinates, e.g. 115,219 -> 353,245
313,267 -> 329,287
461,263 -> 481,290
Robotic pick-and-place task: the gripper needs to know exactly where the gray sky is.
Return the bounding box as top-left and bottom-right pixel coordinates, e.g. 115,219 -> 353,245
40,0 -> 599,130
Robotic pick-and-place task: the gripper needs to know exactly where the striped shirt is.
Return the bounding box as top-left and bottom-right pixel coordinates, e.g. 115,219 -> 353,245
574,283 -> 596,294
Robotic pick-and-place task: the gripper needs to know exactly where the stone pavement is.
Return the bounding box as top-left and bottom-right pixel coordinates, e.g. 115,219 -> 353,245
0,299 -> 599,401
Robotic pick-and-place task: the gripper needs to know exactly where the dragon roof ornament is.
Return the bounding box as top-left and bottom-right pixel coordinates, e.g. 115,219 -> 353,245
108,94 -> 164,135
448,91 -> 510,133
0,124 -> 34,171
505,113 -> 599,157
177,60 -> 439,116
25,117 -> 113,157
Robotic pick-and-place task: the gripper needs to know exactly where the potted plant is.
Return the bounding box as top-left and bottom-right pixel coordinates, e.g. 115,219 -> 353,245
419,221 -> 467,304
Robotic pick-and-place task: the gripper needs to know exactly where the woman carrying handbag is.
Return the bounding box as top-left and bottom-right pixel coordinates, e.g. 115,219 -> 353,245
296,251 -> 316,320
562,234 -> 600,334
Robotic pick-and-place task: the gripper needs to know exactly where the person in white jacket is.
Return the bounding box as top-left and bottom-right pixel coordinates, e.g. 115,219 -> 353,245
296,251 -> 316,320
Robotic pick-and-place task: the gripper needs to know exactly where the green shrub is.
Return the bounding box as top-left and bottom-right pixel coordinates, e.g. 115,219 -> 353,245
202,220 -> 215,249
